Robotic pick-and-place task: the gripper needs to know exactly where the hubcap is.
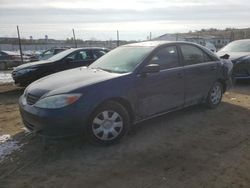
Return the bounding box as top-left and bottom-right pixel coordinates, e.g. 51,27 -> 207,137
92,110 -> 123,141
210,84 -> 222,105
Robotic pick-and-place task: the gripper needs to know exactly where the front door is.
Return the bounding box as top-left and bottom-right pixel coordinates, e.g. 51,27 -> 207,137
68,49 -> 94,68
60,50 -> 94,71
135,45 -> 185,118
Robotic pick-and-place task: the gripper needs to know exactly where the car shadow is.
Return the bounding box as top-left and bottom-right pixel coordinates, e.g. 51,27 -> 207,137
231,80 -> 250,95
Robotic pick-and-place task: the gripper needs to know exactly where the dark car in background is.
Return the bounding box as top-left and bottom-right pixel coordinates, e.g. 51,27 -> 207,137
19,41 -> 233,145
217,39 -> 250,80
0,50 -> 30,69
12,47 -> 109,86
0,50 -> 30,62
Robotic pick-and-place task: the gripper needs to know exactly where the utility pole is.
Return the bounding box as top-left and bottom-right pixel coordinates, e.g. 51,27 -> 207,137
230,30 -> 234,41
72,29 -> 77,48
17,25 -> 23,63
117,30 -> 120,47
244,30 -> 247,39
176,33 -> 179,41
149,32 -> 152,40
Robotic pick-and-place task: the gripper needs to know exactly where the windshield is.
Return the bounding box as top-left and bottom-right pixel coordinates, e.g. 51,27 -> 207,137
220,40 -> 250,52
47,48 -> 76,61
89,46 -> 153,73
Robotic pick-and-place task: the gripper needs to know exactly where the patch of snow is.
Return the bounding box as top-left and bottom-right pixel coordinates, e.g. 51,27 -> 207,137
21,127 -> 30,133
0,134 -> 23,162
0,72 -> 13,84
0,134 -> 11,142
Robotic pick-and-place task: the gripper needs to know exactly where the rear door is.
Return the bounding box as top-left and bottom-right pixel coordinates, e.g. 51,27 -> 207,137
179,44 -> 218,106
135,45 -> 185,118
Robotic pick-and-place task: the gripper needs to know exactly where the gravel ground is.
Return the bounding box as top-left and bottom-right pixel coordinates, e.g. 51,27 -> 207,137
0,82 -> 250,188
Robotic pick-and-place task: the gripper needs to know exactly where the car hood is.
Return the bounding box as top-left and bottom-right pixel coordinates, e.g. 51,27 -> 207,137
14,60 -> 54,71
25,67 -> 123,98
216,51 -> 250,61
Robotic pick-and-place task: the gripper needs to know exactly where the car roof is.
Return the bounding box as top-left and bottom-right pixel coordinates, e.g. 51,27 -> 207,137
123,40 -> 200,47
123,41 -> 172,47
51,47 -> 109,54
232,39 -> 250,42
68,47 -> 109,50
46,47 -> 109,51
1,50 -> 20,55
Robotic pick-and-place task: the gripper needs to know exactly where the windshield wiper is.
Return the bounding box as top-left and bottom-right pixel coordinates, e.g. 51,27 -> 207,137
91,67 -> 127,74
95,67 -> 116,73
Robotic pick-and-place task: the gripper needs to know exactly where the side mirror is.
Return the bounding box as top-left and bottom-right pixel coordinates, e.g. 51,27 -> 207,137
64,57 -> 74,63
220,54 -> 230,59
141,64 -> 160,74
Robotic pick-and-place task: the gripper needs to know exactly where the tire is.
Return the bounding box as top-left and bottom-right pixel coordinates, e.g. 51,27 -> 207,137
85,101 -> 130,146
206,81 -> 223,109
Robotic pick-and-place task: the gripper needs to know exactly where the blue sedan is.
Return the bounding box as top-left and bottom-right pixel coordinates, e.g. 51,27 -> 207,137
19,41 -> 233,145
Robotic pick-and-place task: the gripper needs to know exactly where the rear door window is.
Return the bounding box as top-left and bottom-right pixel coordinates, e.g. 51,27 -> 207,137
180,44 -> 212,65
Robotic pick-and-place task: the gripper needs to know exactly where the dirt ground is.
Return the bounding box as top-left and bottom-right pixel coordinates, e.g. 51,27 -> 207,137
0,82 -> 250,188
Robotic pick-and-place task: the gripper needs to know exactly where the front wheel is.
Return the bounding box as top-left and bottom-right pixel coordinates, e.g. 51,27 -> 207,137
206,82 -> 223,109
85,101 -> 130,146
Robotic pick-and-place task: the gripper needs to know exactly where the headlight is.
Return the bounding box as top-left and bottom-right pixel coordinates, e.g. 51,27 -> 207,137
16,68 -> 37,75
34,94 -> 82,109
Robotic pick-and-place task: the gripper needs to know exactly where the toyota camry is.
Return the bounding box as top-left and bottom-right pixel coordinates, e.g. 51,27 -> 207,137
19,41 -> 233,145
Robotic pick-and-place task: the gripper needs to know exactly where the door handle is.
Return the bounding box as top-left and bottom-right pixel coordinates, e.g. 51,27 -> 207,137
210,65 -> 217,71
177,72 -> 183,78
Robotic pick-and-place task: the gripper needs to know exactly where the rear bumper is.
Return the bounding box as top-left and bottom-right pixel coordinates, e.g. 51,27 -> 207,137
19,95 -> 91,138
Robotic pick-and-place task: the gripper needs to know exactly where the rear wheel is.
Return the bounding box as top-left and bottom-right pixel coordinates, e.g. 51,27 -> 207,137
85,101 -> 130,146
206,82 -> 223,109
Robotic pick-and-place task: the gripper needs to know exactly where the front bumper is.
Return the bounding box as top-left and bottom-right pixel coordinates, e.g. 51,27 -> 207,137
12,72 -> 32,85
19,95 -> 91,138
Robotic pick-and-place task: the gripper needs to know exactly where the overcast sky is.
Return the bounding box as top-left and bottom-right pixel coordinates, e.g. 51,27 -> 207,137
0,0 -> 249,40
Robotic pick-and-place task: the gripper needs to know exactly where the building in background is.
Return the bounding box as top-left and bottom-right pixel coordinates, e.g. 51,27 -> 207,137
154,33 -> 231,51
